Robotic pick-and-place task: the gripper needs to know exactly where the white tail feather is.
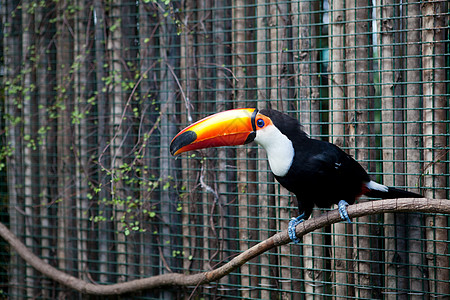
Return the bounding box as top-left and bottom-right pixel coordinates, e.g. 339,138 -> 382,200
366,181 -> 388,192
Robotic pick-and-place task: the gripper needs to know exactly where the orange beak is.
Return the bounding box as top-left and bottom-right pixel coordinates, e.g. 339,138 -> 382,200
170,108 -> 258,156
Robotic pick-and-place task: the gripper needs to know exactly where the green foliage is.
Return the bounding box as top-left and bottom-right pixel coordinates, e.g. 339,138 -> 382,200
0,146 -> 12,172
1,0 -> 189,250
87,157 -> 187,237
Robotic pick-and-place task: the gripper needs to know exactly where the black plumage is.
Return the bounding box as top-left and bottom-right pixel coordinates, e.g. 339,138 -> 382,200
259,109 -> 423,221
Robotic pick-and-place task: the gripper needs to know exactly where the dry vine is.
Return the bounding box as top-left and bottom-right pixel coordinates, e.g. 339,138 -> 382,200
1,198 -> 448,295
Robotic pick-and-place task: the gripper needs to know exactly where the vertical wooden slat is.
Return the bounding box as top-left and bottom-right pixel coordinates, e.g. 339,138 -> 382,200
44,5 -> 59,297
122,1 -> 140,280
328,0 -> 352,298
3,0 -> 26,297
378,1 -> 408,297
232,0 -> 255,297
139,0 -> 161,281
179,0 -> 199,280
196,0 -> 217,278
159,3 -> 179,297
256,1 -> 275,298
265,2 -> 295,297
405,1 -> 426,298
246,5 -> 260,296
21,0 -> 39,295
36,2 -> 56,297
214,0 -> 235,293
93,0 -> 113,284
422,0 -> 449,296
73,0 -> 90,285
108,0 -> 126,281
256,0 -> 270,105
56,1 -> 77,296
292,0 -> 324,298
232,0 -> 246,281
345,1 -> 373,298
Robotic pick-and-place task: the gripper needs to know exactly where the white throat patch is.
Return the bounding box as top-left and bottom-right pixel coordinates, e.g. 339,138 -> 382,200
254,125 -> 295,177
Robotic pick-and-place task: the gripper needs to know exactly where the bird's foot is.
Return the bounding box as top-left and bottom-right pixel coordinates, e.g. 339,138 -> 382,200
288,213 -> 305,244
338,200 -> 352,223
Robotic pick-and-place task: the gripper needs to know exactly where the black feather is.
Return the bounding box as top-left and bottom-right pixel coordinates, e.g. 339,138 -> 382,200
259,109 -> 308,139
365,187 -> 423,199
258,109 -> 423,220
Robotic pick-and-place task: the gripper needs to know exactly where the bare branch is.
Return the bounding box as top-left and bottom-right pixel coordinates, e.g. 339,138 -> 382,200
1,198 -> 449,295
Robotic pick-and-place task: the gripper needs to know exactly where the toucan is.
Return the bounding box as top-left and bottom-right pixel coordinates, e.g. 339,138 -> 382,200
170,108 -> 423,243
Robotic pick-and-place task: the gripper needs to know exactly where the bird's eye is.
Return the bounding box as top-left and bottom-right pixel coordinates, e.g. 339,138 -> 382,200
256,119 -> 265,128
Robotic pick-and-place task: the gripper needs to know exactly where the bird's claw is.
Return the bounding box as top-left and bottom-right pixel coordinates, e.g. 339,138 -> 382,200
288,213 -> 305,244
338,200 -> 352,223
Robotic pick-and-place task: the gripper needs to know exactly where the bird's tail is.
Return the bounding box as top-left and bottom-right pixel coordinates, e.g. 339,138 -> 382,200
364,181 -> 423,199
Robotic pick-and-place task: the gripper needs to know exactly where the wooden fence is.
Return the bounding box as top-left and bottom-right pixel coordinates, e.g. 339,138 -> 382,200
1,0 -> 449,298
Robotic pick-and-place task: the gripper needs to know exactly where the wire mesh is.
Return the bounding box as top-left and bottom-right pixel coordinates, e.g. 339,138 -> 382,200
0,0 -> 450,299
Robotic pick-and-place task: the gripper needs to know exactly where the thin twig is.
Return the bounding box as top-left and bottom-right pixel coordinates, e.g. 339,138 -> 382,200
419,147 -> 450,188
199,63 -> 239,82
98,61 -> 158,172
166,61 -> 192,122
199,164 -> 220,202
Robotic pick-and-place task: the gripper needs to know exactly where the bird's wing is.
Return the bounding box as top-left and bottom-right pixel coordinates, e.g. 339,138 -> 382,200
301,143 -> 371,202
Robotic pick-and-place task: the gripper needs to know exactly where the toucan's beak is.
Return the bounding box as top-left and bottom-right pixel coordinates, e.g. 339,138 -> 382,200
170,108 -> 258,156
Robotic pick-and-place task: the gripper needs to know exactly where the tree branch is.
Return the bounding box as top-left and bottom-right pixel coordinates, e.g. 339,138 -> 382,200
2,198 -> 449,295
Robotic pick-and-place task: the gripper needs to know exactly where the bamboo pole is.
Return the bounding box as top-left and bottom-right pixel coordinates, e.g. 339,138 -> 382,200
292,0 -> 324,297
120,2 -> 141,280
245,5 -> 260,295
266,2 -> 296,296
74,0 -> 90,285
93,0 -> 114,284
196,0 -> 217,280
328,0 -> 353,298
422,0 -> 449,296
232,0 -> 253,297
345,2 -> 373,298
214,0 -> 235,293
138,0 -> 160,279
158,4 -> 179,297
405,1 -> 426,298
256,1 -> 275,297
179,0 -> 202,282
377,1 -> 408,297
56,1 -> 77,295
108,0 -> 127,281
36,2 -> 56,297
3,0 -> 26,297
21,0 -> 39,295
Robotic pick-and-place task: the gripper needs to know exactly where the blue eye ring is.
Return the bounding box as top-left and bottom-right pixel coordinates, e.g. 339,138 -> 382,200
256,119 -> 265,128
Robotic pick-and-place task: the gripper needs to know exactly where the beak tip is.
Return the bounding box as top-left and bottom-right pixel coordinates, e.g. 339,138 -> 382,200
169,130 -> 197,156
169,143 -> 180,156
